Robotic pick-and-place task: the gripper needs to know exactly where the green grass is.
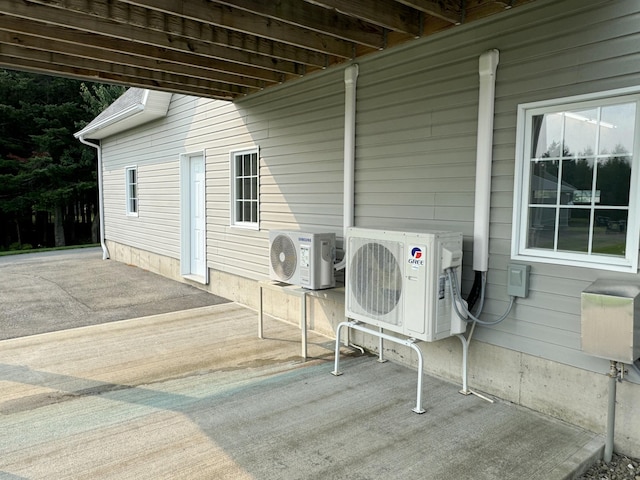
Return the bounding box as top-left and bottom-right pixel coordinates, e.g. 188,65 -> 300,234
530,223 -> 627,256
592,243 -> 626,255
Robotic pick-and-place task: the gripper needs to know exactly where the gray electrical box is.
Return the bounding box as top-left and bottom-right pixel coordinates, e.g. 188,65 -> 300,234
581,279 -> 640,364
507,263 -> 530,298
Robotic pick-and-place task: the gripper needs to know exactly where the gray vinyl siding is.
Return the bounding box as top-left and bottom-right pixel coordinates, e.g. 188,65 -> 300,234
480,0 -> 640,374
98,0 -> 639,376
353,45 -> 480,261
101,72 -> 346,280
102,142 -> 182,258
334,0 -> 636,373
207,69 -> 346,278
101,94 -> 220,259
104,162 -> 180,257
350,18 -> 482,295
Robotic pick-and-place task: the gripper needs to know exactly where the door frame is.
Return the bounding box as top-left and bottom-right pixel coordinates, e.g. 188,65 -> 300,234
179,151 -> 208,284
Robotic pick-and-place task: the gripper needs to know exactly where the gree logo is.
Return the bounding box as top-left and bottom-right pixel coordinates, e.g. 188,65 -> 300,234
408,247 -> 425,266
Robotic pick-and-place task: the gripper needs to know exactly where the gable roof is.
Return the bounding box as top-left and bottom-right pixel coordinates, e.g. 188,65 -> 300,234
74,88 -> 172,140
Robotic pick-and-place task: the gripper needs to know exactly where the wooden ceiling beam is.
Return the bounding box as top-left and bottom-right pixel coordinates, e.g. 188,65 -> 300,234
204,27 -> 331,68
0,29 -> 270,90
208,0 -> 386,48
305,0 -> 422,37
0,43 -> 245,98
95,0 -> 356,58
0,0 -> 539,101
17,0 -> 330,67
0,52 -> 236,101
395,0 -> 462,24
0,14 -> 294,82
463,0 -> 536,22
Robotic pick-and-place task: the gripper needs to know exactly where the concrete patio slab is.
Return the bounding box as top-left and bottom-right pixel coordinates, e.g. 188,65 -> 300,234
0,302 -> 603,479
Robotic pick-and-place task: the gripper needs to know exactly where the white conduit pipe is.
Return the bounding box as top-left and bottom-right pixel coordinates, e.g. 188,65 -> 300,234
77,136 -> 110,260
472,49 -> 500,272
335,64 -> 359,271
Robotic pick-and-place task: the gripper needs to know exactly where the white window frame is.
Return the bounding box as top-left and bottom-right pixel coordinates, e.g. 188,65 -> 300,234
512,87 -> 640,273
125,165 -> 138,217
230,147 -> 260,230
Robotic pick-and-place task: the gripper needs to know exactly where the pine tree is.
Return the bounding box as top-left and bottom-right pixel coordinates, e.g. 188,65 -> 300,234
0,70 -> 124,249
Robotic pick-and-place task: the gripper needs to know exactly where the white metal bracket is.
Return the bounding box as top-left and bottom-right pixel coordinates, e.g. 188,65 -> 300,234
331,320 -> 426,414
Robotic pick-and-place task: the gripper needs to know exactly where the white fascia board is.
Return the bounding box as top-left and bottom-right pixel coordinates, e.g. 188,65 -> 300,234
74,90 -> 172,140
74,103 -> 145,139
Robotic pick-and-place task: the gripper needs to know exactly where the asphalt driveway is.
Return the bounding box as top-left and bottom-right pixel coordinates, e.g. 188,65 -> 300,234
0,247 -> 229,340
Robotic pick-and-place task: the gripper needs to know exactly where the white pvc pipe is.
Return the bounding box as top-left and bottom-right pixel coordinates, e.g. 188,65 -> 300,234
77,136 -> 110,260
473,49 -> 500,272
335,64 -> 359,271
457,333 -> 470,394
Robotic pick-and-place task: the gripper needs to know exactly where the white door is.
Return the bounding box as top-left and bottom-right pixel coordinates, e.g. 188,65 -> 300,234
189,155 -> 206,278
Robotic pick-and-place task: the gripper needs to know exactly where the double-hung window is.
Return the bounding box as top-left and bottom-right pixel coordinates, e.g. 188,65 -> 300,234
231,148 -> 259,229
125,166 -> 138,216
512,88 -> 640,272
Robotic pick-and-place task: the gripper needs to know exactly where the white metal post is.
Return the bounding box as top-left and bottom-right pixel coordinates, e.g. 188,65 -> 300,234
332,321 -> 426,414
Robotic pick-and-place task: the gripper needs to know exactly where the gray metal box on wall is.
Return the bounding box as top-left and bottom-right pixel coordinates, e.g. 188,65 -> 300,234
581,279 -> 640,364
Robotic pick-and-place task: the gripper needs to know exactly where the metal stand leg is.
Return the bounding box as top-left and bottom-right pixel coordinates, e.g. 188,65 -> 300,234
455,333 -> 493,403
300,291 -> 307,360
331,321 -> 349,376
258,285 -> 264,339
377,327 -> 387,363
331,321 -> 425,414
456,333 -> 470,395
257,282 -> 307,359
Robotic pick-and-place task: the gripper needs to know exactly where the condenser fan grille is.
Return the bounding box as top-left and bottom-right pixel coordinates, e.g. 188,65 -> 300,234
270,234 -> 297,281
350,241 -> 402,318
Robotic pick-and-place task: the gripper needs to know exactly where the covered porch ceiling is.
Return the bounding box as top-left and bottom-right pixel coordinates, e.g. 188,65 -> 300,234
0,0 -> 535,101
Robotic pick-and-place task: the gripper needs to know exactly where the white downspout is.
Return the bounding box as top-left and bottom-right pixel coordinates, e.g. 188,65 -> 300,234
78,136 -> 110,260
335,63 -> 359,270
473,49 -> 500,272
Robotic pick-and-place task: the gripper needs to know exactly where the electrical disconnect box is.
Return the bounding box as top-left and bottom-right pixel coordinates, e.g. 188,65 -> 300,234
581,279 -> 640,364
507,263 -> 530,298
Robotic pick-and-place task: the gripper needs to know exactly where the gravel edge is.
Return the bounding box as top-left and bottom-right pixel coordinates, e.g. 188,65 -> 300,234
577,453 -> 640,480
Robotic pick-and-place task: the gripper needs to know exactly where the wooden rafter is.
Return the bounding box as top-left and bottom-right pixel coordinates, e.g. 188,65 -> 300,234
0,0 -> 538,100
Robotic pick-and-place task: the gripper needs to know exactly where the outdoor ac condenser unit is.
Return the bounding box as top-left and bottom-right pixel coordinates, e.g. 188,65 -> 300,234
269,230 -> 336,290
346,227 -> 466,342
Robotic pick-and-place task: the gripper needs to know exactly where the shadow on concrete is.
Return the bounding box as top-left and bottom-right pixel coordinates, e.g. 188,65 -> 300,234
0,303 -> 603,479
0,251 -> 604,479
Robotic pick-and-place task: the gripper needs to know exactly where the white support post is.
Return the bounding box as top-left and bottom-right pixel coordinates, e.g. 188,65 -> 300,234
378,327 -> 387,363
257,281 -> 307,360
457,333 -> 470,395
332,321 -> 425,414
300,289 -> 307,360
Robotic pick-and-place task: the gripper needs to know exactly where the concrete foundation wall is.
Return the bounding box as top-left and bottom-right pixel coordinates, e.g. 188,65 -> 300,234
106,240 -> 640,457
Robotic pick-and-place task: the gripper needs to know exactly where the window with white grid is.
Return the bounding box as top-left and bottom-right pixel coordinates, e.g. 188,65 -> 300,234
512,89 -> 640,272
